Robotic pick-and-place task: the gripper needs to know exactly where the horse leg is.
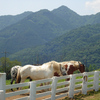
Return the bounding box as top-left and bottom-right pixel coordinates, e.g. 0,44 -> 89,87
46,82 -> 50,91
19,78 -> 25,90
10,77 -> 15,91
41,82 -> 48,92
11,77 -> 14,84
29,78 -> 32,81
28,77 -> 32,88
14,79 -> 19,90
65,78 -> 70,87
43,82 -> 50,92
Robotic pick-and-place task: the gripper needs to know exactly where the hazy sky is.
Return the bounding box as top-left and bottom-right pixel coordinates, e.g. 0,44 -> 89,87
0,0 -> 100,16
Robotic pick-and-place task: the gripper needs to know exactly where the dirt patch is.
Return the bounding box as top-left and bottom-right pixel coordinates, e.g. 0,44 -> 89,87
6,94 -> 65,100
6,91 -> 66,100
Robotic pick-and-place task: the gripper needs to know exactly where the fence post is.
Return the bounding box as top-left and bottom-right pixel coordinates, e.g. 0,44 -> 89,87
0,90 -> 5,100
68,74 -> 76,98
82,72 -> 88,95
93,71 -> 99,91
30,81 -> 36,100
0,73 -> 6,100
51,77 -> 58,100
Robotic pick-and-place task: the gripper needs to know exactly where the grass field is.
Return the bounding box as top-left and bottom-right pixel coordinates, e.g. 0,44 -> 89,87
62,89 -> 100,100
6,74 -> 100,100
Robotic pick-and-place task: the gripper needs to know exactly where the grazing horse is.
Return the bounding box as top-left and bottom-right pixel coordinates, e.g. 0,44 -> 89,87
54,61 -> 85,77
62,61 -> 85,87
16,61 -> 67,85
11,65 -> 22,85
10,65 -> 22,91
62,60 -> 85,74
54,61 -> 85,87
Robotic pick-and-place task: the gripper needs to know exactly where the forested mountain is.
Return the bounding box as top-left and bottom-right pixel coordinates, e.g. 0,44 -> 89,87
0,12 -> 32,30
9,24 -> 100,67
0,6 -> 100,67
52,6 -> 100,27
0,9 -> 72,54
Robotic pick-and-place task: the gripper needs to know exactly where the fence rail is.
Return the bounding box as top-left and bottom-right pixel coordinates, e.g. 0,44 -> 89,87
0,71 -> 100,100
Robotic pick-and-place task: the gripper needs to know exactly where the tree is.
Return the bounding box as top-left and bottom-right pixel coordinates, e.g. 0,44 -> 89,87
0,57 -> 21,79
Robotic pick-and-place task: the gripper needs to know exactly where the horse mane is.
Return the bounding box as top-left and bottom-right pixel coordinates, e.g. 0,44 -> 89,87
16,68 -> 21,83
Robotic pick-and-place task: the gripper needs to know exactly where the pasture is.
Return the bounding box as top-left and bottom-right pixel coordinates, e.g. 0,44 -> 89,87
6,76 -> 100,100
0,71 -> 100,100
62,89 -> 100,100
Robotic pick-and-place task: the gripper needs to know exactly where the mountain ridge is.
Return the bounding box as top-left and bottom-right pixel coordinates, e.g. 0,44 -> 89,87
0,6 -> 100,67
9,23 -> 100,67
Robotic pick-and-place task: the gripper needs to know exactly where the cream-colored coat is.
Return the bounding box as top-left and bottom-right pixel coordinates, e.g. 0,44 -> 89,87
16,61 -> 66,83
61,60 -> 82,69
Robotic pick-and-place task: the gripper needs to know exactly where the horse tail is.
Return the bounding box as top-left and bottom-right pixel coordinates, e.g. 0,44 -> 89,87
16,68 -> 21,83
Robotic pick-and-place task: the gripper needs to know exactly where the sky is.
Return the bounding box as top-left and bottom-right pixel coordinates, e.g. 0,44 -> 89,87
0,0 -> 100,16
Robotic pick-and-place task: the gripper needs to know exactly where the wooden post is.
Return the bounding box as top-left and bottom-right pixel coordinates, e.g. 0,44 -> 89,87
82,72 -> 88,95
0,73 -> 6,100
68,75 -> 76,98
30,81 -> 36,100
93,71 -> 99,91
51,77 -> 58,100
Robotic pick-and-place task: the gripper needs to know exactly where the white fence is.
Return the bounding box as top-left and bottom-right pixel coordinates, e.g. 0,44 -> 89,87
0,71 -> 100,100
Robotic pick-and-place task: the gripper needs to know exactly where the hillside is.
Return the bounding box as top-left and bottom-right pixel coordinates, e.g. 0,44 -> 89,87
52,6 -> 82,28
0,6 -> 100,66
0,9 -> 71,54
0,12 -> 32,30
52,6 -> 100,27
0,6 -> 100,56
9,24 -> 100,67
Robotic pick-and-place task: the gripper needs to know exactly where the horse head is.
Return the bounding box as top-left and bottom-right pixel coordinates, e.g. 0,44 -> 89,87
11,67 -> 18,79
59,64 -> 67,76
51,61 -> 66,76
78,61 -> 85,73
11,66 -> 22,83
79,64 -> 85,73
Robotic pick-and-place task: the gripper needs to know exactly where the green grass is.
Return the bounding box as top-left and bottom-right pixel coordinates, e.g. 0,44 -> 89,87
6,79 -> 30,92
62,89 -> 100,100
6,79 -> 11,85
6,74 -> 100,92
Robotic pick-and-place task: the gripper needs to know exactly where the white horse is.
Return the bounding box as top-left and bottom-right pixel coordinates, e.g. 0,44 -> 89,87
10,65 -> 22,91
16,61 -> 67,84
11,65 -> 22,84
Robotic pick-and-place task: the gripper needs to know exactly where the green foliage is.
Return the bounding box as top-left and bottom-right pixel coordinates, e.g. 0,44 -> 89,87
0,6 -> 100,68
63,89 -> 100,100
0,57 -> 21,79
9,24 -> 100,69
0,6 -> 100,57
0,12 -> 32,31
